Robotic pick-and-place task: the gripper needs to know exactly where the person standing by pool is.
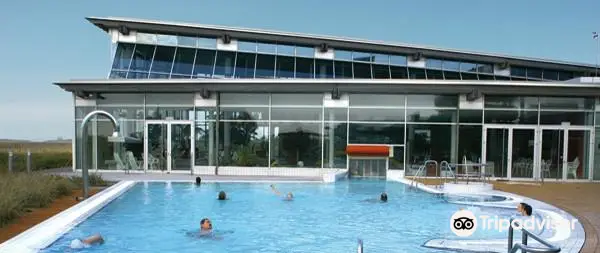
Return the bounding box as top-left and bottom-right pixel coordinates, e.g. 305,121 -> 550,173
70,234 -> 104,249
270,184 -> 294,201
517,202 -> 532,216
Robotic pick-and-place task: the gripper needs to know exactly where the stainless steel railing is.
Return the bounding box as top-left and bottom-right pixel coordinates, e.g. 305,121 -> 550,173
411,160 -> 438,188
357,238 -> 363,253
507,218 -> 561,253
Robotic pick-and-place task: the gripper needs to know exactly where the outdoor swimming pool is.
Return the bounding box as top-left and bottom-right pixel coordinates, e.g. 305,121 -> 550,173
42,180 -> 520,253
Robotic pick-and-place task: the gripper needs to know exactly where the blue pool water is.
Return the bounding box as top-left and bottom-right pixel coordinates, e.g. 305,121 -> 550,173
43,180 -> 519,253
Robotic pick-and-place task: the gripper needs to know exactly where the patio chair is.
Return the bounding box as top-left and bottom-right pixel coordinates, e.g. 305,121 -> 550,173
113,152 -> 127,171
126,151 -> 142,173
567,157 -> 579,179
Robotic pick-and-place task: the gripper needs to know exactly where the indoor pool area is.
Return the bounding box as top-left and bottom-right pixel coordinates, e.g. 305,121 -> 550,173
36,179 -> 542,253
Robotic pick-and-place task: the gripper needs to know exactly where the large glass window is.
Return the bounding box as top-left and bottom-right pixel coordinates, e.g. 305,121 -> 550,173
459,125 -> 482,165
112,43 -> 135,70
334,61 -> 353,78
276,56 -> 295,78
271,122 -> 322,167
296,46 -> 314,58
484,110 -> 538,124
485,96 -> 539,110
150,46 -> 176,74
193,49 -> 216,78
539,111 -> 593,125
324,122 -> 347,168
372,64 -> 390,79
234,52 -> 256,78
390,55 -> 407,66
276,44 -> 295,55
219,121 -> 269,167
406,95 -> 457,108
256,54 -> 276,78
195,121 -> 215,166
296,58 -> 315,78
214,51 -> 236,78
353,62 -> 372,79
349,94 -> 405,107
171,47 -> 196,76
130,44 -> 155,71
220,93 -> 269,106
527,68 -> 543,80
349,123 -> 404,144
315,60 -> 334,78
271,94 -> 323,106
271,108 -> 322,121
349,108 -> 404,122
408,68 -> 426,79
539,97 -> 594,110
221,108 -> 269,121
238,41 -> 257,52
406,109 -> 456,123
406,124 -> 453,175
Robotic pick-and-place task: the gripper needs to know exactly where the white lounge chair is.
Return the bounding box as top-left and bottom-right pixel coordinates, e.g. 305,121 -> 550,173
113,152 -> 127,171
567,157 -> 579,179
126,151 -> 142,173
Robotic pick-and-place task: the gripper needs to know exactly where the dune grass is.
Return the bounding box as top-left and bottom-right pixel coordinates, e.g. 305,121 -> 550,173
0,172 -> 106,228
0,141 -> 72,173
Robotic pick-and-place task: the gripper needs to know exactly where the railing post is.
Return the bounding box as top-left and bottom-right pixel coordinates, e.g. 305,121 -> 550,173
521,230 -> 528,246
8,150 -> 13,173
26,149 -> 32,173
507,218 -> 514,253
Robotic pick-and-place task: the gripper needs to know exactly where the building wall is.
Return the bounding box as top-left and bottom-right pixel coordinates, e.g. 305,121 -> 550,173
73,92 -> 596,180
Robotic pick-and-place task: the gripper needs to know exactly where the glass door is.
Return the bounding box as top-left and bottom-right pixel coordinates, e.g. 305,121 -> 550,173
566,129 -> 591,180
169,122 -> 193,172
146,122 -> 168,172
484,127 -> 509,178
511,129 -> 535,179
540,129 -> 563,180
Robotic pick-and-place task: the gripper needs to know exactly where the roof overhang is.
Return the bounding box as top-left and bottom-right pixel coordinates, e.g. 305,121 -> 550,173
54,79 -> 600,97
86,16 -> 597,73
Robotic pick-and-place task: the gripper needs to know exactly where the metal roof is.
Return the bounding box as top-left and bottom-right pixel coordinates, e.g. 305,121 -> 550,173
54,79 -> 600,97
87,16 -> 598,73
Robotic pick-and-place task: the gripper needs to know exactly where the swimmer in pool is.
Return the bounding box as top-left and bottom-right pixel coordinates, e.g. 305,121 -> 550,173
200,218 -> 213,235
70,234 -> 104,249
363,192 -> 388,203
195,176 -> 202,185
270,184 -> 294,201
218,191 -> 228,200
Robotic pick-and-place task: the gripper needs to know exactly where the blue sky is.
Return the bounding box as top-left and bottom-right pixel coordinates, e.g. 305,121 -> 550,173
1,0 -> 599,141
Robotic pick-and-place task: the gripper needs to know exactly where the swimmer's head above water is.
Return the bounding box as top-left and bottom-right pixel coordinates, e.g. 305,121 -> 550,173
380,192 -> 388,202
286,192 -> 294,200
200,218 -> 213,231
218,191 -> 227,200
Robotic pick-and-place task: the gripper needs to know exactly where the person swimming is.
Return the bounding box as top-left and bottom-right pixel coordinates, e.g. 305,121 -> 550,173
363,192 -> 388,203
270,184 -> 294,201
218,191 -> 227,200
184,218 -> 232,240
70,234 -> 104,249
195,176 -> 202,185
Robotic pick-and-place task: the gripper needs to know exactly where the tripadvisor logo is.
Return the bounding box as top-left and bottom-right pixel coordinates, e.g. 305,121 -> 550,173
449,209 -> 579,237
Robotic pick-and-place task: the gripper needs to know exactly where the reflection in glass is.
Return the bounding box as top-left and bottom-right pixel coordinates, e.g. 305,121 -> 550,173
406,109 -> 455,123
459,125 -> 481,169
486,128 -> 508,178
527,68 -> 543,79
219,121 -> 268,166
539,111 -> 593,125
390,55 -> 407,66
477,64 -> 494,74
197,38 -> 217,49
172,47 -> 196,76
130,44 -> 155,71
443,60 -> 460,71
112,43 -> 135,70
334,61 -> 353,78
539,97 -> 594,110
295,46 -> 314,58
195,121 -> 215,166
157,35 -> 177,46
425,59 -> 443,69
220,93 -> 269,106
75,106 -> 96,119
541,129 -> 564,180
170,124 -> 192,170
460,72 -> 478,80
97,120 -> 140,171
177,36 -> 197,47
146,107 -> 194,120
276,55 -> 295,78
349,108 -> 404,122
388,146 -> 404,170
195,107 -> 216,121
349,123 -> 404,144
257,43 -> 277,54
147,123 -> 167,171
97,107 -> 145,120
511,67 -> 527,77
406,95 -> 457,107
372,64 -> 390,79
296,58 -> 315,78
567,130 -> 590,179
255,54 -> 275,78
406,124 -> 452,175
271,122 -> 321,167
426,69 -> 444,79
485,96 -> 538,109
127,71 -> 149,79
390,65 -> 409,79
408,68 -> 426,79
373,54 -> 389,64
193,49 -> 216,78
315,60 -> 334,78
271,94 -> 322,106
221,107 -> 268,121
335,50 -> 353,61
271,108 -> 322,121
234,52 -> 256,78
353,62 -> 371,78
459,110 -> 482,124
511,129 -> 534,178
324,122 -> 347,168
150,46 -> 176,73
325,108 -> 348,121
238,41 -> 257,52
214,51 -> 236,78
484,110 -> 538,124
349,94 -> 405,107
443,70 -> 461,80
110,71 -> 127,79
460,62 -> 478,73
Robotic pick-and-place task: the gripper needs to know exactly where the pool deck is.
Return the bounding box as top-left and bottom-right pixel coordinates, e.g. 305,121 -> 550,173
415,178 -> 600,253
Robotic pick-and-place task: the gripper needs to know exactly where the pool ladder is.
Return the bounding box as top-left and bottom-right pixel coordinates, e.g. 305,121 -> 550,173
357,238 -> 363,253
411,160 -> 438,189
507,218 -> 560,253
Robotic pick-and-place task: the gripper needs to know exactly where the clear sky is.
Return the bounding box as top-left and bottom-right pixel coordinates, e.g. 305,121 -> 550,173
1,0 -> 599,141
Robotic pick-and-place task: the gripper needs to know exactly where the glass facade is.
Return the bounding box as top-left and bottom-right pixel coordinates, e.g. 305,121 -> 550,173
75,93 -> 597,180
109,41 -> 582,81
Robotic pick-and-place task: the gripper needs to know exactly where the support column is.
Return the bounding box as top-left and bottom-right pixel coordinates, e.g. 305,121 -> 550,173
224,120 -> 231,165
451,113 -> 458,163
328,111 -> 335,168
209,121 -> 215,166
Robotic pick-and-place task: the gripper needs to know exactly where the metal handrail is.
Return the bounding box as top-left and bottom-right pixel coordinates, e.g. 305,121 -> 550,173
357,238 -> 363,253
439,160 -> 455,185
507,218 -> 561,253
412,160 -> 438,188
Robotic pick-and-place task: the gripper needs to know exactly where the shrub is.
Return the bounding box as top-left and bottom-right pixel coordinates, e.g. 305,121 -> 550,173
69,173 -> 108,187
0,152 -> 72,173
0,173 -> 80,227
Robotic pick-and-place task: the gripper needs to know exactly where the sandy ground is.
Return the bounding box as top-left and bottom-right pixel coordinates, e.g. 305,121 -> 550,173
0,188 -> 101,244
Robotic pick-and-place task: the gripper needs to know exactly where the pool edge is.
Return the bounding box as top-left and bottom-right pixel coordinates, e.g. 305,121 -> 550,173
0,181 -> 136,253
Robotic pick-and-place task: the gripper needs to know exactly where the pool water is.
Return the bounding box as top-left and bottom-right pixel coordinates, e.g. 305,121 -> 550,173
43,180 -> 518,253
